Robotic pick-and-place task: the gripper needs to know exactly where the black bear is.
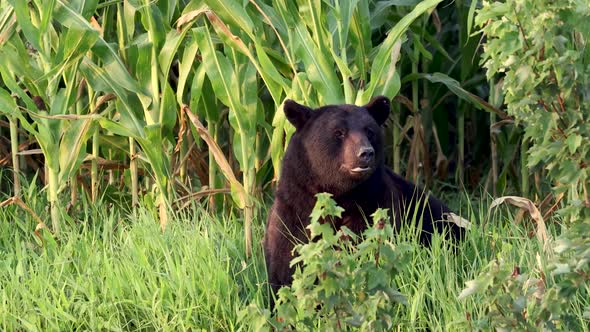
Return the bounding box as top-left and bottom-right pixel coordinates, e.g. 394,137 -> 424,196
264,96 -> 464,299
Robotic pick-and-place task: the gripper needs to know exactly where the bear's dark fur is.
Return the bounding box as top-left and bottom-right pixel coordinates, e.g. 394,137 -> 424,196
264,96 -> 463,300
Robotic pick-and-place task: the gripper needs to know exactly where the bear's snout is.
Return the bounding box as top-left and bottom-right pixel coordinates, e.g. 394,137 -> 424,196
342,132 -> 376,177
357,146 -> 375,165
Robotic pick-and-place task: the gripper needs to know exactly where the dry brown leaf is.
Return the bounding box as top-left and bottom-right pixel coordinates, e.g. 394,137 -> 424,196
432,124 -> 448,179
0,12 -> 16,45
183,105 -> 247,207
394,95 -> 414,113
176,188 -> 231,210
89,16 -> 103,36
444,212 -> 472,229
174,105 -> 187,154
205,11 -> 250,55
1,197 -> 51,245
431,10 -> 442,35
17,149 -> 43,156
95,94 -> 116,111
490,196 -> 550,249
34,222 -> 49,244
490,119 -> 515,134
28,113 -> 101,120
176,7 -> 208,30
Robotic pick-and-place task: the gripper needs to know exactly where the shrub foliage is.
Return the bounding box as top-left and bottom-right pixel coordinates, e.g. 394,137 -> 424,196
457,2 -> 590,328
244,193 -> 412,330
476,0 -> 590,221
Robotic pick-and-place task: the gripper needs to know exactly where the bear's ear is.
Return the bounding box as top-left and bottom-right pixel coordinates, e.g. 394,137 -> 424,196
284,99 -> 312,130
364,96 -> 391,126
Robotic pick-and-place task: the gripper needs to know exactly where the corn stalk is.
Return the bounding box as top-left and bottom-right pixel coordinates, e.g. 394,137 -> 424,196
8,116 -> 20,196
0,1 -> 101,232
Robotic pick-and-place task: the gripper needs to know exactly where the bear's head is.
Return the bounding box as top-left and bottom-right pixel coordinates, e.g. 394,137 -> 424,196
283,96 -> 391,195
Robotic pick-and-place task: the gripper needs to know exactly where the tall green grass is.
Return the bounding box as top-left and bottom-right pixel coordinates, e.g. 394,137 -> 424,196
0,185 -> 587,330
0,196 -> 267,330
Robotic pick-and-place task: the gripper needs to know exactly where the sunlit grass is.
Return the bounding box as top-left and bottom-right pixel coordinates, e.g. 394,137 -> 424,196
0,195 -> 267,331
0,187 -> 586,330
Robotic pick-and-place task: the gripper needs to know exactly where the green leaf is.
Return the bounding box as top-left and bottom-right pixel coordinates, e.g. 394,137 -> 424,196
140,124 -> 171,192
8,0 -> 41,52
371,208 -> 390,225
66,0 -> 98,19
98,134 -> 129,153
195,26 -> 239,112
291,20 -> 343,104
98,118 -> 139,139
188,63 -> 208,115
0,39 -> 45,98
160,82 -> 177,136
413,35 -> 433,61
361,0 -> 443,103
310,193 -> 345,224
0,88 -> 18,117
0,86 -> 38,135
408,72 -> 510,119
566,134 -> 582,154
254,41 -> 288,105
206,0 -> 255,40
349,1 -> 371,83
55,0 -> 151,107
466,0 -> 478,37
80,60 -> 145,138
158,29 -> 184,78
458,277 -> 491,300
176,32 -> 200,105
375,39 -> 402,100
58,119 -> 95,185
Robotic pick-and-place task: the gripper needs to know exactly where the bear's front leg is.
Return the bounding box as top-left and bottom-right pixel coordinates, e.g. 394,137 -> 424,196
263,207 -> 302,307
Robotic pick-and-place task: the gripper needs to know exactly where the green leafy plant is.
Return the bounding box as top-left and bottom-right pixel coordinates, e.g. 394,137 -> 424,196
458,257 -> 549,330
458,3 -> 590,325
0,1 -> 198,231
243,193 -> 412,330
476,0 -> 590,221
458,217 -> 590,330
0,1 -> 99,233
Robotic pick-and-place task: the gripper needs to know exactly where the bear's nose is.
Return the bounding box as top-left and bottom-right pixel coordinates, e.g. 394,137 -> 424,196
357,146 -> 374,164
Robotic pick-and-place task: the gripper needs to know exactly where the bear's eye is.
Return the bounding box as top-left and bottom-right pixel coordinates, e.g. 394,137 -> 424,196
366,128 -> 375,140
334,129 -> 346,139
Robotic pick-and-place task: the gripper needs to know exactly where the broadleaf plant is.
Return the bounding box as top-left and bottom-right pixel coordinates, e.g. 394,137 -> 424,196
243,193 -> 412,330
475,0 -> 590,222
